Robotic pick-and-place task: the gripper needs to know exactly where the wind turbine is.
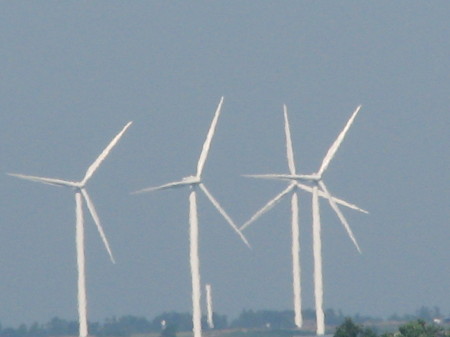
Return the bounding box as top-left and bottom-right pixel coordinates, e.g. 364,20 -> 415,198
8,121 -> 132,337
242,105 -> 367,335
133,97 -> 249,337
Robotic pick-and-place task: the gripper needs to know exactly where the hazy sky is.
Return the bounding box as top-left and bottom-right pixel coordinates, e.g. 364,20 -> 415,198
1,2 -> 449,327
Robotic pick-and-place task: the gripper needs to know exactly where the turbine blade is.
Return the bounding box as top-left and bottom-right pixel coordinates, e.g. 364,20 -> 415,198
196,97 -> 224,178
241,183 -> 296,231
284,105 -> 296,175
131,179 -> 190,194
318,181 -> 362,253
82,121 -> 132,185
295,182 -> 369,214
199,183 -> 251,249
7,173 -> 77,188
243,174 -> 295,180
81,189 -> 115,263
318,106 -> 361,176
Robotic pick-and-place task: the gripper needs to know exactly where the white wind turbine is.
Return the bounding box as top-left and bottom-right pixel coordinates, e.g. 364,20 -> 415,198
133,97 -> 250,337
8,121 -> 132,337
242,105 -> 367,335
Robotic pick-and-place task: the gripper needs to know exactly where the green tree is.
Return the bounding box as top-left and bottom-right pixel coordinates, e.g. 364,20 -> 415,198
396,319 -> 445,337
334,318 -> 377,337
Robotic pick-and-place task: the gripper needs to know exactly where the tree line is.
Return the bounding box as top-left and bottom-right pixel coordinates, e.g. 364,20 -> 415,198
0,306 -> 446,337
335,318 -> 450,337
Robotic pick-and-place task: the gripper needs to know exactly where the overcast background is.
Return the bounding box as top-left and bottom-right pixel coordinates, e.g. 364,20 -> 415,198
0,1 -> 449,327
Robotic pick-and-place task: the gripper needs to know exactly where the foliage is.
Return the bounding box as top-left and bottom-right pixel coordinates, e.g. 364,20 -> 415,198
382,320 -> 447,337
334,318 -> 450,337
217,330 -> 311,337
334,318 -> 377,337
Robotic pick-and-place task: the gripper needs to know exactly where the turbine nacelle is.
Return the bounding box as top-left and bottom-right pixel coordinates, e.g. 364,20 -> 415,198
183,175 -> 201,185
74,182 -> 85,190
293,173 -> 322,182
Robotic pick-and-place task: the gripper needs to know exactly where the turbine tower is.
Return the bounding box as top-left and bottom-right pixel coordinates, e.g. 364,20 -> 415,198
205,283 -> 214,329
242,105 -> 367,335
133,97 -> 250,337
8,122 -> 132,337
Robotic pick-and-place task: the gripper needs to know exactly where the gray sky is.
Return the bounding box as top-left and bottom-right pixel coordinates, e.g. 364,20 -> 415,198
1,1 -> 449,326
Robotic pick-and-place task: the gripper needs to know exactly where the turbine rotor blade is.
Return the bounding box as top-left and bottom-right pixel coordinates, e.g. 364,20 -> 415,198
80,189 -> 116,263
295,182 -> 368,214
131,179 -> 192,194
241,183 -> 296,231
243,174 -> 297,180
318,106 -> 361,177
82,121 -> 133,185
7,173 -> 78,188
318,181 -> 362,253
199,183 -> 251,249
283,105 -> 296,175
196,97 -> 224,178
